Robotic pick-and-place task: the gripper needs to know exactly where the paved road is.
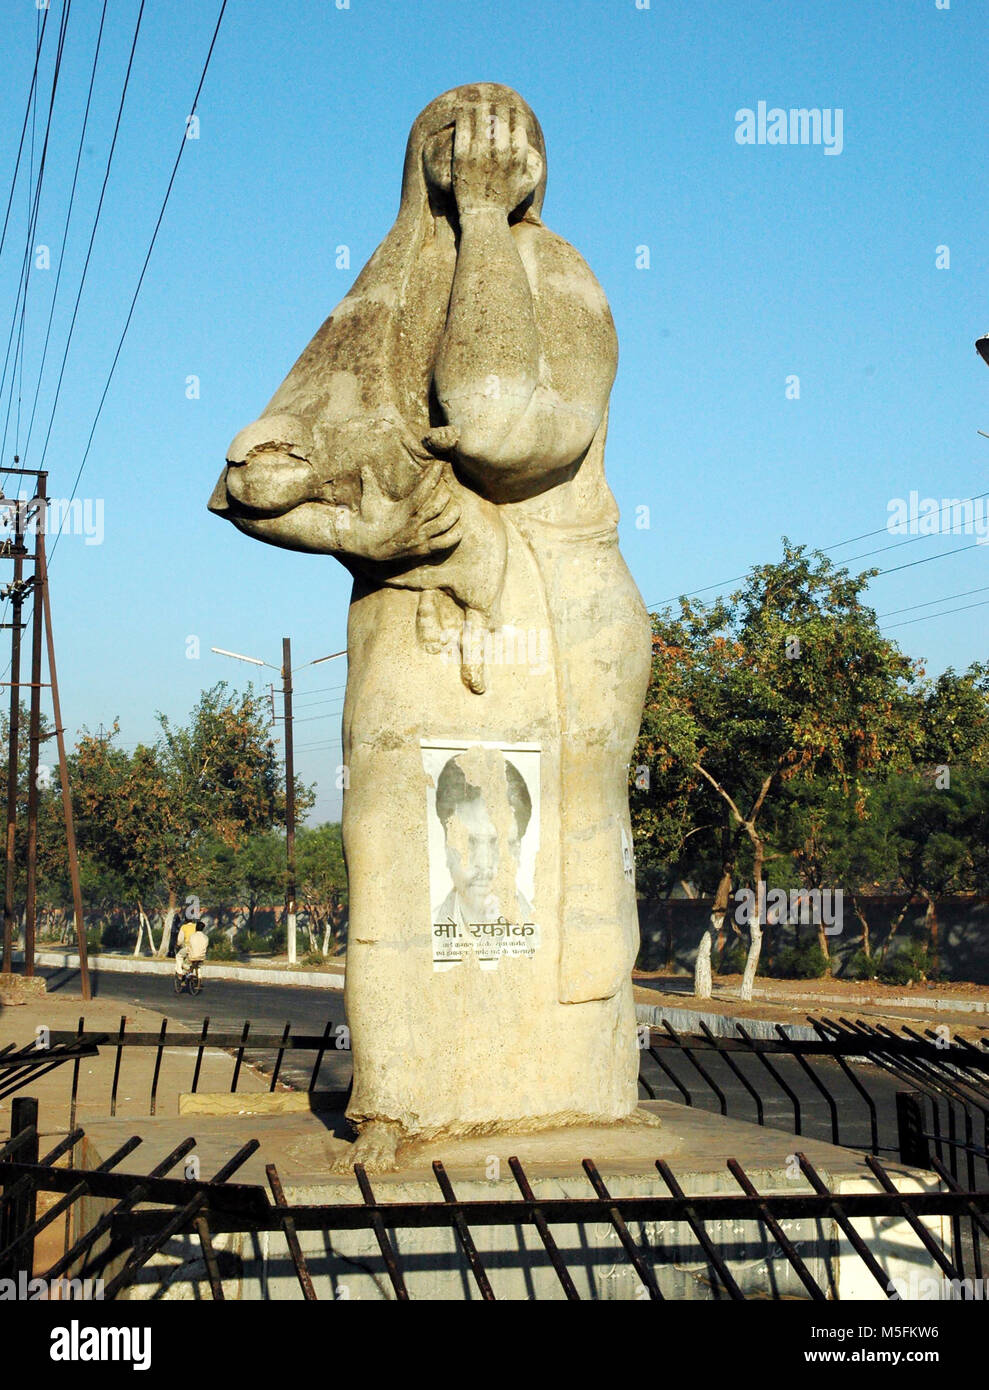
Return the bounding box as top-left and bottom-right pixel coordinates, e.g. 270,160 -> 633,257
39,963 -> 984,1184
40,963 -> 352,1092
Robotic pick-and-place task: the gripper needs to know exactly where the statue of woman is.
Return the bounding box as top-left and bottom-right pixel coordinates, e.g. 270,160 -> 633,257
209,83 -> 652,1170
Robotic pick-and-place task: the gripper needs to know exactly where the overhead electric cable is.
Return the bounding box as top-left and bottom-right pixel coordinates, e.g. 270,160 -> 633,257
1,0 -> 73,476
0,5 -> 50,266
876,584 -> 989,620
49,0 -> 229,561
881,598 -> 989,632
646,489 -> 989,610
34,0 -> 147,477
22,0 -> 109,461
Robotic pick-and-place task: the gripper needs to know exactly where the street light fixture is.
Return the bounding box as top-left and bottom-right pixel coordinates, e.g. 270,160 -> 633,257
213,639 -> 347,964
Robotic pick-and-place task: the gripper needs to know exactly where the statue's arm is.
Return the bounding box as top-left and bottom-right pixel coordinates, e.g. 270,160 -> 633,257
435,219 -> 617,493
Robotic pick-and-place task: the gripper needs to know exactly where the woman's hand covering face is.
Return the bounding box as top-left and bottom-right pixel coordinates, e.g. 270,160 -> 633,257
424,102 -> 543,217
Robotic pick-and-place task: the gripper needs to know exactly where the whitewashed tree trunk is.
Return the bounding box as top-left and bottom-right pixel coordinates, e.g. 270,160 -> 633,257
695,928 -> 713,999
696,868 -> 733,999
156,906 -> 178,959
739,878 -> 765,1001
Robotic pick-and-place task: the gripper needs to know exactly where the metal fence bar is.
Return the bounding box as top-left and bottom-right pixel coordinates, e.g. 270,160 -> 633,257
0,1039 -> 102,1105
508,1156 -> 581,1300
431,1161 -> 496,1301
864,1153 -> 960,1282
698,1022 -> 764,1125
736,1023 -> 802,1135
0,1135 -> 142,1270
777,1024 -> 840,1147
100,1140 -> 260,1300
193,1215 -> 225,1300
0,1097 -> 38,1280
932,1159 -> 989,1242
0,1127 -> 84,1226
149,1018 -> 167,1118
662,1022 -> 727,1115
190,1017 -> 210,1095
231,1021 -> 250,1094
654,1159 -> 745,1300
266,1163 -> 316,1301
352,1163 -> 409,1301
269,1023 -> 291,1093
645,1045 -> 693,1105
581,1159 -> 663,1300
69,1019 -> 83,1132
811,1019 -> 880,1153
795,1151 -> 899,1299
308,1021 -> 332,1093
41,1137 -> 198,1285
110,1016 -> 126,1118
725,1158 -> 826,1300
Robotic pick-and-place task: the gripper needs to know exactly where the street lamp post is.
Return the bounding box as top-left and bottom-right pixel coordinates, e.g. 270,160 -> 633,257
282,637 -> 297,964
211,640 -> 346,967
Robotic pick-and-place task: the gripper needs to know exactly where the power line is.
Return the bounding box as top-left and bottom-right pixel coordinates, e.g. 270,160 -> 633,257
33,0 -> 147,479
290,681 -> 347,699
1,0 -> 72,474
876,584 -> 989,620
22,0 -> 109,461
49,0 -> 229,560
280,707 -> 344,725
0,5 -> 50,267
292,693 -> 347,711
645,488 -> 989,610
875,541 -> 983,579
881,598 -> 989,632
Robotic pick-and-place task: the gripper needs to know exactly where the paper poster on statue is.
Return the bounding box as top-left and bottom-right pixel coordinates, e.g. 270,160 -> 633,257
421,740 -> 540,971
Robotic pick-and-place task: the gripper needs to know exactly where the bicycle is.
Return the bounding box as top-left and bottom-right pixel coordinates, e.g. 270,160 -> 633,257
173,958 -> 204,995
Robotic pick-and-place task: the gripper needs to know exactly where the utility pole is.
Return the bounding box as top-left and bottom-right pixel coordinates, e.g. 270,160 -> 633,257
2,494 -> 26,974
282,637 -> 297,966
23,474 -> 46,976
38,520 -> 89,1000
212,640 -> 346,965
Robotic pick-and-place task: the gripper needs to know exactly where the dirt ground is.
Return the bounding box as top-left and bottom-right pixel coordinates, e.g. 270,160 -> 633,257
632,970 -> 989,1038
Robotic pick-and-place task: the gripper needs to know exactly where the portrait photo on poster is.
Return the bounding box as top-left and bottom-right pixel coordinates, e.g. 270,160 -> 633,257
422,741 -> 540,971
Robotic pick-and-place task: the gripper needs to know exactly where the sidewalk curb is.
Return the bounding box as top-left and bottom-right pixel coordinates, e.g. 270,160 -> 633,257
33,950 -> 346,992
750,986 -> 987,1015
634,1001 -> 821,1042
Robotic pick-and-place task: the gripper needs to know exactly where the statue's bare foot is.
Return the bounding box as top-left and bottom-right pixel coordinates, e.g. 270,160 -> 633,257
622,1108 -> 663,1130
330,1120 -> 403,1175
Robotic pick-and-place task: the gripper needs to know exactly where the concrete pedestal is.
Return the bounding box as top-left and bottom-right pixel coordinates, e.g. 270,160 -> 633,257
76,1101 -> 946,1301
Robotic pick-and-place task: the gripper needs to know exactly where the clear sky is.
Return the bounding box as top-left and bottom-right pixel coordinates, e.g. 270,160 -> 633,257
1,0 -> 986,824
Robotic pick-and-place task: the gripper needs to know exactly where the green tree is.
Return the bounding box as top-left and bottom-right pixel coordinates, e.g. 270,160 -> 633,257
632,542 -> 919,998
297,823 -> 348,955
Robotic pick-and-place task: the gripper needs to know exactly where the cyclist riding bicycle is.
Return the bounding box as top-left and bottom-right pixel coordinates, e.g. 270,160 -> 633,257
174,924 -> 209,980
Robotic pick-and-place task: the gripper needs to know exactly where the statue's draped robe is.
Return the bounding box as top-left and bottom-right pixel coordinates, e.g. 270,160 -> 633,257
230,89 -> 651,1136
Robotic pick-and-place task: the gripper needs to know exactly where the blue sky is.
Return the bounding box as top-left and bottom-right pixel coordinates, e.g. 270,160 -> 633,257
1,0 -> 986,823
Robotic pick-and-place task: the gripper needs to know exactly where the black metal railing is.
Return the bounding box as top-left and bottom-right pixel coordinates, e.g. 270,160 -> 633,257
3,1099 -> 988,1301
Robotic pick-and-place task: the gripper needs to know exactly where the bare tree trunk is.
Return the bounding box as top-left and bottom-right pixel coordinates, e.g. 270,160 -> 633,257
921,889 -> 938,975
134,899 -> 157,956
695,930 -> 713,1000
739,851 -> 765,1002
851,893 -> 871,958
695,868 -> 732,1000
882,896 -> 912,961
156,887 -> 178,959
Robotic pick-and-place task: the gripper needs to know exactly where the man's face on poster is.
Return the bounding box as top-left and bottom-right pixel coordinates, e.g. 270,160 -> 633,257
444,795 -> 520,920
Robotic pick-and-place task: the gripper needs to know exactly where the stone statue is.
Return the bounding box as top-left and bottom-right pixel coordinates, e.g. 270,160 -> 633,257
208,83 -> 652,1170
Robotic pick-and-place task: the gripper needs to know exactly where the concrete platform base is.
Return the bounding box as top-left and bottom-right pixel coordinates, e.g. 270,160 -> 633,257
77,1102 -> 947,1301
0,973 -> 46,1004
